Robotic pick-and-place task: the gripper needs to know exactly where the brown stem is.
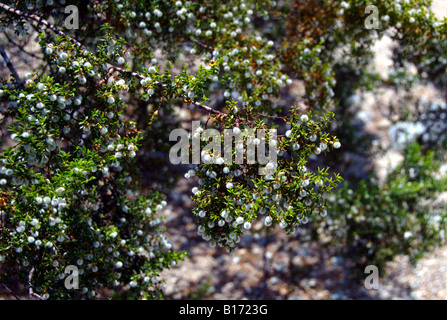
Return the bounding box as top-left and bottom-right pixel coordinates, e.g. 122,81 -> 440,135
191,100 -> 226,117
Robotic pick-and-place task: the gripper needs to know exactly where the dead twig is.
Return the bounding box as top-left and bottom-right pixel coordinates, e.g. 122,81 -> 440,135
0,44 -> 24,89
0,283 -> 21,300
28,267 -> 44,300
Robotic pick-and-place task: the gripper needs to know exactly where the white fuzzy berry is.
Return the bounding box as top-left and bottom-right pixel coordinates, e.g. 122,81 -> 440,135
220,210 -> 228,219
148,66 -> 156,73
107,96 -> 115,104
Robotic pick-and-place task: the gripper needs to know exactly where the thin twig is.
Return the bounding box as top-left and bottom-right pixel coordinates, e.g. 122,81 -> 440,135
0,44 -> 24,88
4,32 -> 41,59
0,2 -> 86,51
191,100 -> 226,116
0,283 -> 21,300
191,39 -> 209,50
106,63 -> 146,81
256,112 -> 288,121
28,267 -> 43,300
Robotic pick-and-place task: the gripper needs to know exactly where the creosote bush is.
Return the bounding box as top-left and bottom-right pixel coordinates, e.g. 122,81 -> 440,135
0,0 -> 446,299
